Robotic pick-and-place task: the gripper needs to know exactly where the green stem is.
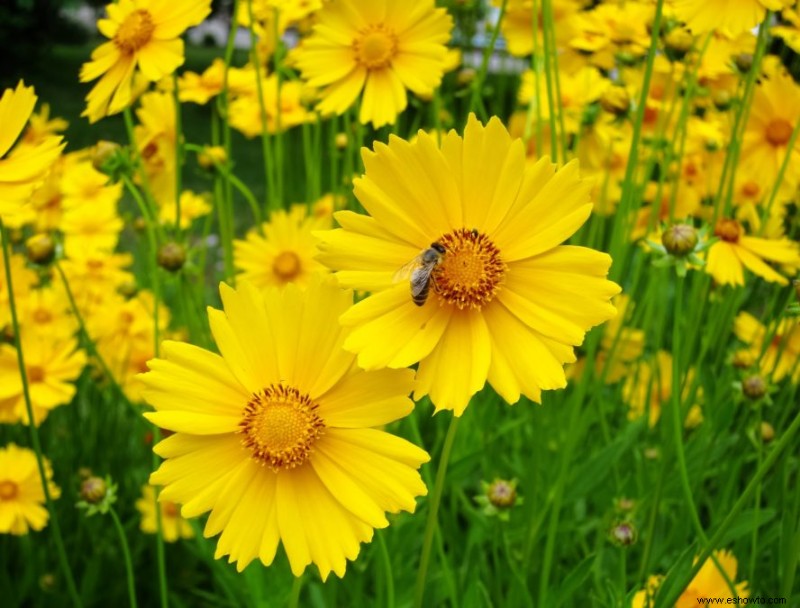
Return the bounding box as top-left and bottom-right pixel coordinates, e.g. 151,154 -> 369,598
287,575 -> 303,608
656,405 -> 800,607
413,415 -> 460,608
468,0 -> 507,118
172,74 -> 184,241
0,219 -> 83,608
109,507 -> 138,608
376,531 -> 396,608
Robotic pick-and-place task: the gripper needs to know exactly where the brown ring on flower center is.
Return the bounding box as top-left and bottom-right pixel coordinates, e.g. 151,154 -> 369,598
353,24 -> 398,70
114,9 -> 156,54
432,228 -> 506,310
714,218 -> 742,243
272,251 -> 302,282
239,384 -> 325,471
765,119 -> 792,147
0,480 -> 18,501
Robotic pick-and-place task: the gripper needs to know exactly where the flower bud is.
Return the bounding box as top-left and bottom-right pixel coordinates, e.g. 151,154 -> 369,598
117,279 -> 138,299
79,476 -> 108,504
92,140 -> 121,172
25,233 -> 56,265
486,478 -> 517,509
334,132 -> 349,150
734,53 -> 753,73
760,421 -> 774,443
197,146 -> 227,170
712,89 -> 733,111
742,375 -> 766,401
157,242 -> 186,273
663,27 -> 694,61
457,68 -> 476,87
661,224 -> 698,257
609,521 -> 637,547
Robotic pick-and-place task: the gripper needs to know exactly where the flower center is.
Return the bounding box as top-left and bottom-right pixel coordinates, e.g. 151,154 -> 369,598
0,481 -> 18,501
239,384 -> 325,471
163,502 -> 180,517
33,309 -> 52,324
714,219 -> 742,243
272,251 -> 302,282
742,181 -> 760,198
27,365 -> 45,383
114,9 -> 156,54
765,119 -> 792,146
353,25 -> 398,70
432,228 -> 506,310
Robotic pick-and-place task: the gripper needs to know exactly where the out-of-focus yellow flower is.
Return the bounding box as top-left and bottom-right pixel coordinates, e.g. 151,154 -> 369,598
60,250 -> 135,315
18,286 -> 77,342
21,104 -> 68,147
0,444 -> 61,535
0,82 -> 64,219
495,0 -> 580,58
705,218 -> 800,287
158,190 -> 212,228
135,485 -> 194,542
229,76 -> 313,137
135,90 -> 176,204
633,549 -> 749,607
234,206 -> 331,289
61,199 -> 123,256
293,0 -> 453,127
142,279 -> 429,576
0,251 -> 37,331
80,0 -> 211,122
735,312 -> 800,383
0,333 -> 86,425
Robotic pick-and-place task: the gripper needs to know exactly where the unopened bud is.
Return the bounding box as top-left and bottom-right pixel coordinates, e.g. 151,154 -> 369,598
663,27 -> 694,61
157,242 -> 186,272
197,146 -> 227,170
334,132 -> 348,150
117,279 -> 138,298
609,521 -> 637,547
92,140 -> 121,172
760,421 -> 775,443
712,89 -> 733,111
734,53 -> 753,73
457,68 -> 476,87
486,479 -> 517,509
132,217 -> 147,233
661,224 -> 698,257
742,375 -> 766,400
25,233 -> 56,265
79,476 -> 108,504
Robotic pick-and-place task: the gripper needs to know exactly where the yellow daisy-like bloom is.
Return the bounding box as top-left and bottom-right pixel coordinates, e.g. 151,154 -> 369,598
494,0 -> 580,58
316,115 -> 620,414
234,207 -> 331,289
229,77 -> 313,138
671,0 -> 778,35
80,0 -> 212,122
734,312 -> 800,383
0,82 -> 64,218
135,485 -> 194,542
0,444 -> 61,535
0,251 -> 38,330
706,218 -> 800,287
158,190 -> 212,228
61,198 -> 123,256
293,0 -> 453,127
633,549 -> 748,607
60,250 -> 135,316
142,279 -> 429,576
178,61 -> 257,105
740,69 -> 800,190
0,334 -> 87,425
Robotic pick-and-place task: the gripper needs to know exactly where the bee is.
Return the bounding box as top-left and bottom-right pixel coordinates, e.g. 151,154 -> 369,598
394,242 -> 446,306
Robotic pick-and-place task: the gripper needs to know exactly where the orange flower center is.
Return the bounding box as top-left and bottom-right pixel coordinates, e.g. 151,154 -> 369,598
765,119 -> 792,147
114,9 -> 156,54
714,218 -> 742,243
163,502 -> 180,518
742,181 -> 760,198
353,24 -> 398,70
272,251 -> 302,282
239,384 -> 325,471
27,365 -> 45,383
0,481 -> 18,501
33,309 -> 52,324
432,228 -> 506,310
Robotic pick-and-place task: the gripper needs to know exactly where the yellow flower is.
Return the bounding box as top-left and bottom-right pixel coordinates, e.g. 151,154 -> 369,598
80,0 -> 212,122
21,103 -> 68,147
495,0 -> 580,58
0,333 -> 86,425
60,250 -> 135,315
740,69 -> 800,190
671,0 -> 776,35
234,207 -> 331,289
293,0 -> 453,127
735,312 -> 800,383
706,218 -> 800,287
135,90 -> 177,204
61,198 -> 123,256
0,444 -> 61,535
142,279 -> 429,577
316,115 -> 620,414
633,550 -> 748,606
598,294 -> 645,383
0,251 -> 38,331
18,286 -> 78,342
135,485 -> 194,542
229,76 -> 313,138
158,190 -> 212,228
0,82 -> 64,218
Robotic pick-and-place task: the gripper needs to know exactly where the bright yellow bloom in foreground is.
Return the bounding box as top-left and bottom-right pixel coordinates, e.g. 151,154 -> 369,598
706,218 -> 800,287
293,0 -> 453,127
317,115 -> 620,414
142,279 -> 429,577
0,82 -> 63,218
136,485 -> 194,542
633,549 -> 749,607
80,0 -> 211,122
0,444 -> 61,535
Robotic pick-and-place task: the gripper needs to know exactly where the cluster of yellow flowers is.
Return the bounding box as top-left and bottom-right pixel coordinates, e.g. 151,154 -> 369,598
1,0 -> 798,601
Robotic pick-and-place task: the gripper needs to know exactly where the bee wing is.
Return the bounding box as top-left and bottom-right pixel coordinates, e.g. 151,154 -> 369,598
410,264 -> 435,298
393,254 -> 424,283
